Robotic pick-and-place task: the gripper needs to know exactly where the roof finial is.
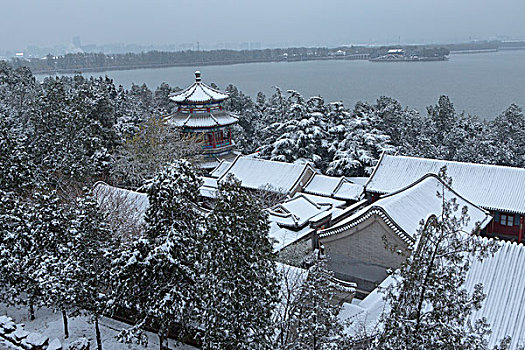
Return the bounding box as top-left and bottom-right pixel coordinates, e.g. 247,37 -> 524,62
195,70 -> 201,82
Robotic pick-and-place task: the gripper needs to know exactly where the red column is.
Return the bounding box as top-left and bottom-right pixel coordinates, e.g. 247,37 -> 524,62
228,128 -> 231,143
519,216 -> 523,243
212,132 -> 216,148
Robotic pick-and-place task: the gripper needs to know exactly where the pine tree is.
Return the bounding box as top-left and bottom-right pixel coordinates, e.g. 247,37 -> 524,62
327,102 -> 395,176
68,192 -> 117,350
200,176 -> 279,350
30,190 -> 76,337
374,168 -> 499,349
427,95 -> 456,146
111,160 -> 203,349
259,91 -> 330,169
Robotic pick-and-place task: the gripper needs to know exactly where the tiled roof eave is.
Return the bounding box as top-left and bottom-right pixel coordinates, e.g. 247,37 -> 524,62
367,189 -> 525,216
319,207 -> 415,246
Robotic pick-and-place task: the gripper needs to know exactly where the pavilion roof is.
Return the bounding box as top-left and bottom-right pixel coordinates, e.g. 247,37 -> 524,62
169,110 -> 238,128
169,71 -> 230,104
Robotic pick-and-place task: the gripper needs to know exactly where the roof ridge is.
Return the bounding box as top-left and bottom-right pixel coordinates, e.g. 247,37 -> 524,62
384,154 -> 525,172
290,193 -> 322,209
378,173 -> 490,216
331,176 -> 350,196
208,112 -> 220,126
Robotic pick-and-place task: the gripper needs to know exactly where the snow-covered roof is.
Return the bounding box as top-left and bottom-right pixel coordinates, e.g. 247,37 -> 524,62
303,174 -> 341,196
218,156 -> 315,194
302,174 -> 364,201
210,160 -> 232,178
346,177 -> 369,186
169,71 -> 230,104
199,176 -> 218,198
334,182 -> 365,201
169,111 -> 238,128
268,193 -> 343,251
322,174 -> 492,243
341,238 -> 525,349
269,194 -> 331,228
93,182 -> 149,220
366,154 -> 525,215
296,192 -> 347,209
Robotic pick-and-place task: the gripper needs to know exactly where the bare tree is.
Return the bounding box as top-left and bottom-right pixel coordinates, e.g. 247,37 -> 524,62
110,116 -> 201,188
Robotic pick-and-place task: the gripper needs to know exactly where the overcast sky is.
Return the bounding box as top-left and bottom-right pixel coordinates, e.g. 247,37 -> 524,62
2,0 -> 525,50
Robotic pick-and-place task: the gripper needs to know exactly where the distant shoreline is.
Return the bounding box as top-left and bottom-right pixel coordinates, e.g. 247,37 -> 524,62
27,44 -> 525,77
31,55 -> 371,75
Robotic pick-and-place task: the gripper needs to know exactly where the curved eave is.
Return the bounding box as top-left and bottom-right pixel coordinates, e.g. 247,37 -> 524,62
319,206 -> 415,246
169,82 -> 230,104
168,111 -> 238,129
367,187 -> 524,216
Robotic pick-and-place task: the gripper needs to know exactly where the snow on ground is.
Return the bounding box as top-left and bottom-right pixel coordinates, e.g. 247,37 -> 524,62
1,303 -> 197,350
0,337 -> 21,349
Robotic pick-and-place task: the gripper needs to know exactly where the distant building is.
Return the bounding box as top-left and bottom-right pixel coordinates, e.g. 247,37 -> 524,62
387,48 -> 404,54
168,71 -> 238,169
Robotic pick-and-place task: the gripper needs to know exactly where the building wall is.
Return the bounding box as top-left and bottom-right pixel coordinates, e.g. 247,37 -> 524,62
487,211 -> 524,242
321,215 -> 410,293
278,236 -> 313,267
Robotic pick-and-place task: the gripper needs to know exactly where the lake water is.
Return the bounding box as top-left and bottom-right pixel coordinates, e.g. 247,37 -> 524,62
37,50 -> 525,119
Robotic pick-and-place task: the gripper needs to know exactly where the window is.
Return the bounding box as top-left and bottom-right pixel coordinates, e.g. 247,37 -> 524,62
500,214 -> 514,227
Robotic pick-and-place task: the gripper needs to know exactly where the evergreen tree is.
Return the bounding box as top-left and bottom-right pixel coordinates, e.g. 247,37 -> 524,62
154,82 -> 178,115
374,168 -> 499,349
427,95 -> 456,146
31,190 -> 76,337
68,192 -> 116,350
259,91 -> 329,169
200,176 -> 279,350
111,160 -> 203,349
489,104 -> 525,167
327,101 -> 394,176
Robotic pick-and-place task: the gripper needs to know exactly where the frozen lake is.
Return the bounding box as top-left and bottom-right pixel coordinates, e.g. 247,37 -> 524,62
37,50 -> 525,119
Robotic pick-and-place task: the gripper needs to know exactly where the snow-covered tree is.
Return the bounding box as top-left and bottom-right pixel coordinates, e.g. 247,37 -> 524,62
274,254 -> 346,350
326,101 -> 395,176
0,117 -> 34,194
0,189 -> 41,318
30,190 -> 76,337
110,160 -> 203,349
259,91 -> 330,169
200,176 -> 279,350
489,104 -> 525,167
29,76 -> 118,185
110,116 -> 200,188
154,82 -> 179,115
68,192 -> 116,350
373,168 -> 499,349
427,95 -> 456,146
